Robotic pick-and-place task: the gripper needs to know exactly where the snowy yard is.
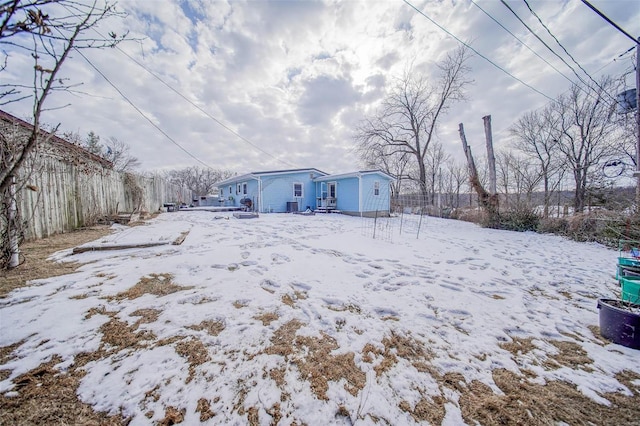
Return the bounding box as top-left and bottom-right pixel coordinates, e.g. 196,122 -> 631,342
1,211 -> 639,425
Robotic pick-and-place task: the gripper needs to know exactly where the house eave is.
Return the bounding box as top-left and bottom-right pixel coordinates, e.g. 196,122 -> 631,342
313,170 -> 395,182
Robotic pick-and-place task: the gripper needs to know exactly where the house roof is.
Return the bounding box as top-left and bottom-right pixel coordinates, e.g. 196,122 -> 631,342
0,109 -> 113,168
216,168 -> 328,186
313,170 -> 395,182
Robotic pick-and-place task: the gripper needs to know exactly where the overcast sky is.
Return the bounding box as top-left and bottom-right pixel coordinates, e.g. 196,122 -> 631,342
3,0 -> 639,175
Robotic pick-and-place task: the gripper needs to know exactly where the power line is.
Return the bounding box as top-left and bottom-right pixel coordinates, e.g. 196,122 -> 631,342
59,1 -> 296,170
521,0 -> 616,104
470,0 -> 578,87
499,0 -> 595,92
580,0 -> 639,45
112,45 -> 297,169
402,0 -> 556,102
73,47 -> 216,170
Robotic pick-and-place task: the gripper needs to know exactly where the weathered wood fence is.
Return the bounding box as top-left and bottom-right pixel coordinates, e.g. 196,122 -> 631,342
1,110 -> 192,242
16,156 -> 191,240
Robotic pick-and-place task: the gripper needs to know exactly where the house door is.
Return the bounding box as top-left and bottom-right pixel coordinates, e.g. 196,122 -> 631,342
328,182 -> 336,199
327,182 -> 336,208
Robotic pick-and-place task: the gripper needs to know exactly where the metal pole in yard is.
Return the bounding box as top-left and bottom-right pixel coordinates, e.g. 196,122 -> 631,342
373,210 -> 378,239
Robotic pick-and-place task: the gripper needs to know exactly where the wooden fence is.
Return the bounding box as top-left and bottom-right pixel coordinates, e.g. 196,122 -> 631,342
15,155 -> 191,240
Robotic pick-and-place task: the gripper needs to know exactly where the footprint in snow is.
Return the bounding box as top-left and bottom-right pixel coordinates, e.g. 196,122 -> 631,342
271,253 -> 290,264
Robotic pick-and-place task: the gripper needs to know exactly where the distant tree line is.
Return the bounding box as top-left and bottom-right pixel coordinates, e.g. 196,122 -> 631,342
354,49 -> 635,219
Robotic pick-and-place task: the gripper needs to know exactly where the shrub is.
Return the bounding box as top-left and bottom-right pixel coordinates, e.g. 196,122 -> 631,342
537,217 -> 569,235
499,208 -> 540,232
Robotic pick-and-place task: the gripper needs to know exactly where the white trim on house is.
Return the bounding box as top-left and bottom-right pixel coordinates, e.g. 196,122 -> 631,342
313,170 -> 394,182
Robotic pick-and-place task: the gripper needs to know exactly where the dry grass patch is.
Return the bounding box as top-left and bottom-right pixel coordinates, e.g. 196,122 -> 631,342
174,337 -> 210,383
265,319 -> 303,358
158,406 -> 185,426
544,340 -> 593,371
99,312 -> 157,352
588,325 -> 610,345
196,397 -> 216,421
233,300 -> 248,309
110,273 -> 193,300
188,319 -> 225,336
295,332 -> 366,400
130,308 -> 162,324
363,331 -> 434,377
399,396 -> 446,424
458,367 -> 640,425
281,291 -> 307,308
0,226 -> 112,297
0,356 -> 127,426
499,336 -> 537,356
0,340 -> 24,365
264,320 -> 365,401
254,311 -> 279,326
281,293 -> 295,307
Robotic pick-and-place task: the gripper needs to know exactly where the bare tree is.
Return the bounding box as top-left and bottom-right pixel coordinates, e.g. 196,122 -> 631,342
1,0 -> 127,268
103,136 -> 140,172
354,47 -> 472,203
554,77 -> 619,213
0,0 -> 127,193
424,141 -> 449,205
357,141 -> 409,198
166,167 -> 234,199
510,105 -> 564,217
442,158 -> 467,209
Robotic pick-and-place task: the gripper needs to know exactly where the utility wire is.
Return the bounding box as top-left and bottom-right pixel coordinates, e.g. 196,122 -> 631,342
470,0 -> 578,87
580,0 -> 639,45
94,28 -> 296,169
116,49 -> 296,168
499,0 -> 595,92
522,0 -> 616,103
402,0 -> 556,102
60,0 -> 295,170
73,47 -> 216,169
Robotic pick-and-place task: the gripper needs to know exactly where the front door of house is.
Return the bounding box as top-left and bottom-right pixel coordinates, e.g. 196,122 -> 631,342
327,182 -> 336,208
328,182 -> 336,199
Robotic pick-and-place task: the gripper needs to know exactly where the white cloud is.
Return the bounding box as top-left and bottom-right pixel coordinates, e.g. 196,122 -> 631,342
1,0 -> 637,175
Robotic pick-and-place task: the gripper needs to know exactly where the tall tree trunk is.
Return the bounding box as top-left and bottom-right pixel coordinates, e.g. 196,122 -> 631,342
459,123 -> 500,227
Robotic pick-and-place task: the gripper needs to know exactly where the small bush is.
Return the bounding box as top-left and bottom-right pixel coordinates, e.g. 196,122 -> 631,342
499,208 -> 540,232
452,208 -> 487,225
537,217 -> 569,234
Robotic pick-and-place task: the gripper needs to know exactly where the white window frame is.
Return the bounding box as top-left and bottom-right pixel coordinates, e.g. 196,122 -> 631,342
236,183 -> 241,195
243,182 -> 247,195
228,186 -> 232,195
374,181 -> 380,196
293,182 -> 303,198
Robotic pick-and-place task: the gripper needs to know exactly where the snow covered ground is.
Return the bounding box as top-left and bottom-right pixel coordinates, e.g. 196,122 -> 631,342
1,211 -> 638,424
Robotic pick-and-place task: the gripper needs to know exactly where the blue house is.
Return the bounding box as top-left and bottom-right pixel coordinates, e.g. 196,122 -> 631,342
216,168 -> 394,217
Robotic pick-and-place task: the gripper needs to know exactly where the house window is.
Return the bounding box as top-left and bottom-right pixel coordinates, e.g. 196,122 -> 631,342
236,184 -> 241,194
243,183 -> 247,195
293,182 -> 303,198
229,186 -> 232,194
374,181 -> 380,196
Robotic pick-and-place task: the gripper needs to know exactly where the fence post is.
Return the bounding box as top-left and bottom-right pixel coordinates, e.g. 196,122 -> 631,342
8,175 -> 19,268
373,210 -> 378,239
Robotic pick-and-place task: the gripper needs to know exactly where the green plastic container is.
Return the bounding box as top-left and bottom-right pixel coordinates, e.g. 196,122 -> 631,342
620,277 -> 640,304
618,257 -> 640,268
